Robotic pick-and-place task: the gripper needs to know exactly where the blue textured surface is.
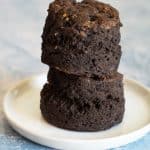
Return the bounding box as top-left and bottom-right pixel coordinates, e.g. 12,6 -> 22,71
0,0 -> 150,149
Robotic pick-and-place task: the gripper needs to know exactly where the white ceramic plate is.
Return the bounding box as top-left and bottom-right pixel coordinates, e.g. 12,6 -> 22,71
3,74 -> 150,150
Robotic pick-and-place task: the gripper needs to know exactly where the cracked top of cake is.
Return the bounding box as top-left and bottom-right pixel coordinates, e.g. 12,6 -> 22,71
46,0 -> 121,32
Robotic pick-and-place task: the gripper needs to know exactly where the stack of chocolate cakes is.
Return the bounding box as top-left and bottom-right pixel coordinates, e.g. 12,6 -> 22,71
40,0 -> 125,131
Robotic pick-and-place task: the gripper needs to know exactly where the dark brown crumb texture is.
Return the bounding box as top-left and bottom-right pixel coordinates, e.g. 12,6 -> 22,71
41,0 -> 122,77
40,0 -> 125,131
41,69 -> 125,131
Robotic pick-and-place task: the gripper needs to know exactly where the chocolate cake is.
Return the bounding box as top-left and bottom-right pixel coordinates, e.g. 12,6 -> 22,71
47,68 -> 123,101
40,0 -> 125,131
41,0 -> 122,77
40,71 -> 125,131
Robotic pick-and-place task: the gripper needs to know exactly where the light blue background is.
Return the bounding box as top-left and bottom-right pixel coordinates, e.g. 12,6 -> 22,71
0,0 -> 150,149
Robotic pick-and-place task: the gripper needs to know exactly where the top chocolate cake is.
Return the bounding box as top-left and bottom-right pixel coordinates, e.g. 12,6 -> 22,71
42,0 -> 122,77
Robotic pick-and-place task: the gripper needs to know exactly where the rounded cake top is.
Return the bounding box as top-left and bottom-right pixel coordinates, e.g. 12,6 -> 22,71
48,0 -> 121,30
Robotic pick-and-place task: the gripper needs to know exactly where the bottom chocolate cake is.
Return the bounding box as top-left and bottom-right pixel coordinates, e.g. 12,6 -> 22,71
40,69 -> 125,131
